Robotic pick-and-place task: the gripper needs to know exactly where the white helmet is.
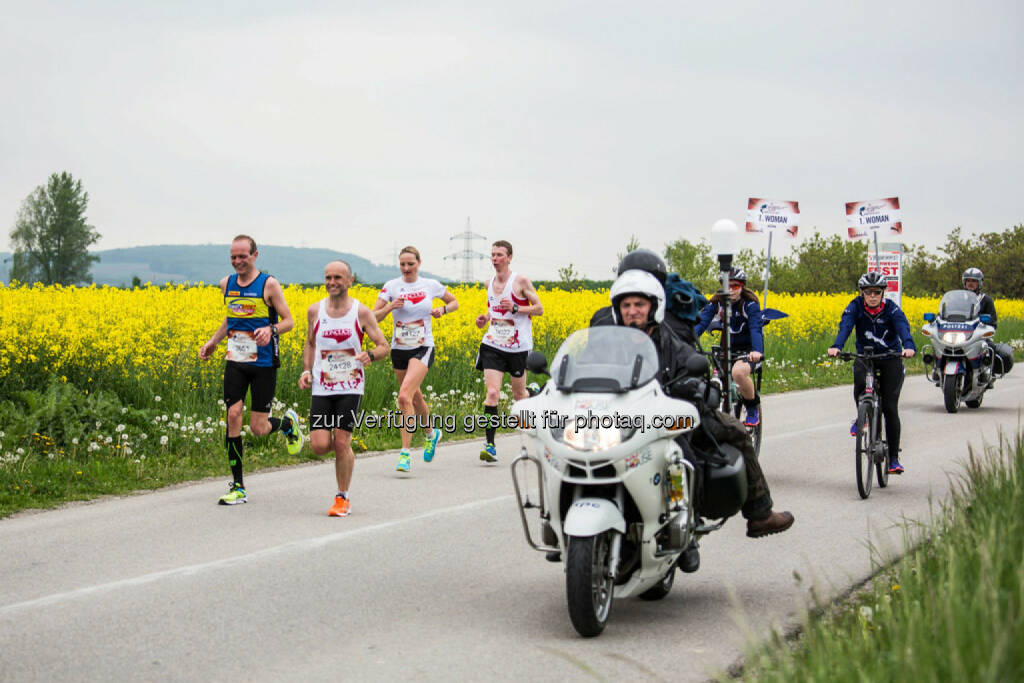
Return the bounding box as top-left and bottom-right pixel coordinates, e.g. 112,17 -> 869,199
610,269 -> 665,324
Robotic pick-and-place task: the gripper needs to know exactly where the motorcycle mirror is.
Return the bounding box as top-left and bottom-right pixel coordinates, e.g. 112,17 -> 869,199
923,313 -> 935,322
526,350 -> 550,376
685,354 -> 708,376
980,314 -> 992,324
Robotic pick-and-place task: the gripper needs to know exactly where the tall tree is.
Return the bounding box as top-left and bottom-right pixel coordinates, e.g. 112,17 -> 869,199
10,172 -> 100,285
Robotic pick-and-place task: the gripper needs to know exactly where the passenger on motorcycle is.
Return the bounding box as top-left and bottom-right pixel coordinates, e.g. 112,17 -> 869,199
596,269 -> 794,572
694,267 -> 764,427
962,268 -> 1014,374
826,272 -> 916,474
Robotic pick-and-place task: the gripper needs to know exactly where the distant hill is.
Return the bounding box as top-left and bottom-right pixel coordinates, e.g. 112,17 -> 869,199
0,245 -> 445,286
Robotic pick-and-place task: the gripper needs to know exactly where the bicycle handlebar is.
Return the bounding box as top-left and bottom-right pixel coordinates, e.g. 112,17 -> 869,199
834,350 -> 902,362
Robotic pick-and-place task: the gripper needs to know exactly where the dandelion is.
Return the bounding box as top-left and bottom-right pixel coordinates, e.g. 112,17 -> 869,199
154,395 -> 162,402
859,605 -> 873,622
121,407 -> 128,414
194,437 -> 201,443
16,447 -> 25,455
160,435 -> 169,446
173,412 -> 180,419
71,437 -> 79,445
116,424 -> 126,433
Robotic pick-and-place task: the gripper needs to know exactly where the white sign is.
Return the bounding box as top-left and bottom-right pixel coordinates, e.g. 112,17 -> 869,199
847,197 -> 903,239
746,198 -> 799,236
866,243 -> 903,306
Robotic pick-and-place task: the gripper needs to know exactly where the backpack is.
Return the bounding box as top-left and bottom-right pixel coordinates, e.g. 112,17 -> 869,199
664,273 -> 708,323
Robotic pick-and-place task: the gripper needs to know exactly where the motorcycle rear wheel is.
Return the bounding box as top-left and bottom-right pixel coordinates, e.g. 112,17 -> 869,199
566,533 -> 614,637
638,565 -> 675,601
855,401 -> 874,499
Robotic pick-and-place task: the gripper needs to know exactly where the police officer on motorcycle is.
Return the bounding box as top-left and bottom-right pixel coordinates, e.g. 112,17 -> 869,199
963,268 -> 1014,375
594,259 -> 795,571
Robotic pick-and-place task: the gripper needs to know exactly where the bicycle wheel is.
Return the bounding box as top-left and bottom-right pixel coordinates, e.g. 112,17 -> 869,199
855,401 -> 873,499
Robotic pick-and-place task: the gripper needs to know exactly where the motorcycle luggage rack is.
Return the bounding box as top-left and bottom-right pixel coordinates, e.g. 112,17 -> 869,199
511,448 -> 559,553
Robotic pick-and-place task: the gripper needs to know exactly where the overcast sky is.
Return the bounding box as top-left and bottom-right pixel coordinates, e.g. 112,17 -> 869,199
2,0 -> 1020,280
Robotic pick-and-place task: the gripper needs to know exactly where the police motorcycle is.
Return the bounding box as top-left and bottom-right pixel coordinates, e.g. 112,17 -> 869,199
509,325 -> 746,637
920,289 -> 1001,413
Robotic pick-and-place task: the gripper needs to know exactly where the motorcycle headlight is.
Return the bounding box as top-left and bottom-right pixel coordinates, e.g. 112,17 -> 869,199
940,331 -> 967,344
553,424 -> 635,452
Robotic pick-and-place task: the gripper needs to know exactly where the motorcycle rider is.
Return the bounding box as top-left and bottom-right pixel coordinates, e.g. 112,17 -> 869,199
694,267 -> 764,427
590,268 -> 794,571
827,272 -> 916,474
962,268 -> 1014,375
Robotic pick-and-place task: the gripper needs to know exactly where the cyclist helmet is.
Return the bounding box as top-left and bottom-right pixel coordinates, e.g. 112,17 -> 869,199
610,269 -> 665,324
728,267 -> 747,283
617,248 -> 667,284
858,271 -> 886,291
962,267 -> 983,289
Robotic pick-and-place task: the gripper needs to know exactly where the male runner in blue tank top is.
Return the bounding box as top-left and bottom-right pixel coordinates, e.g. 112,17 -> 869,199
199,235 -> 303,505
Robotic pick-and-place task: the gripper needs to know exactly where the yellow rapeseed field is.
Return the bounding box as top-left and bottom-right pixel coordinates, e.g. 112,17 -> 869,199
2,283 -> 1021,393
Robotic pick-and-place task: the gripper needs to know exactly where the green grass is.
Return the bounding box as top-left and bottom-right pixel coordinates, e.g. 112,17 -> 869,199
730,426 -> 1024,682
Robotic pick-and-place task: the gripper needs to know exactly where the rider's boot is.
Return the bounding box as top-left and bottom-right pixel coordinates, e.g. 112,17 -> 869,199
746,510 -> 795,538
677,540 -> 700,573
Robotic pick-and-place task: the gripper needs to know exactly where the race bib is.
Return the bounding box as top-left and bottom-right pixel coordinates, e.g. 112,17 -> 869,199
321,350 -> 362,385
395,320 -> 426,348
226,330 -> 258,362
488,318 -> 515,346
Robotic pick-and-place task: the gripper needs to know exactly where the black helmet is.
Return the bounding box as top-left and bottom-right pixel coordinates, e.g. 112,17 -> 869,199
962,267 -> 983,289
858,272 -> 886,290
617,248 -> 667,284
728,267 -> 747,283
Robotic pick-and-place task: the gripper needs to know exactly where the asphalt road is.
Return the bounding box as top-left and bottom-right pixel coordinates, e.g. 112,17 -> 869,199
1,373 -> 1021,682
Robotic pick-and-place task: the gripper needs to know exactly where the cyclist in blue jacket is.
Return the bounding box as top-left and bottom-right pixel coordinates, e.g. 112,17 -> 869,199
695,267 -> 764,427
827,272 -> 916,473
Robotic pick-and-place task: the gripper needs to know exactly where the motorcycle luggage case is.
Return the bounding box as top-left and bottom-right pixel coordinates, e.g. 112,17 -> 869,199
699,443 -> 748,519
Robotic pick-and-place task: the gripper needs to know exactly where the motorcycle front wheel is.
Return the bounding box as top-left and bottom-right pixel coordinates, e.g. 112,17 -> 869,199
566,533 -> 615,637
943,373 -> 961,413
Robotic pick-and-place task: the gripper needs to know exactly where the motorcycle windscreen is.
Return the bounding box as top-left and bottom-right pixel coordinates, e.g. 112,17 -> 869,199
939,290 -> 980,322
551,327 -> 660,393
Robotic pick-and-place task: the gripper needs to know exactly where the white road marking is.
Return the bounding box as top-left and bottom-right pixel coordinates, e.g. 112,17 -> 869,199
0,494 -> 513,617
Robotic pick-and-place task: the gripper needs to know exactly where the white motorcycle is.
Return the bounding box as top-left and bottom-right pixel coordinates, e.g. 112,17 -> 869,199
921,289 -> 1001,412
510,326 -> 747,637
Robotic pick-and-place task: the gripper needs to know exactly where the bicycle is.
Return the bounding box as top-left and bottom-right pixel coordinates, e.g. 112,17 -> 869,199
707,345 -> 763,456
835,348 -> 901,499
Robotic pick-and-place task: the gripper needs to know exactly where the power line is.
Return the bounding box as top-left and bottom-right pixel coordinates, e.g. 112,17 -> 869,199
443,217 -> 489,282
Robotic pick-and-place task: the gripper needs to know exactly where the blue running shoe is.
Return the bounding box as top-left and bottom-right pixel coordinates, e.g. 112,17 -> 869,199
423,428 -> 442,462
480,443 -> 497,463
888,458 -> 905,474
744,405 -> 760,427
850,420 -> 858,437
396,451 -> 411,473
527,382 -> 541,397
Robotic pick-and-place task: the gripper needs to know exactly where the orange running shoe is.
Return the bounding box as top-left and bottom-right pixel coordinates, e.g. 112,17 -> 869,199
328,495 -> 351,517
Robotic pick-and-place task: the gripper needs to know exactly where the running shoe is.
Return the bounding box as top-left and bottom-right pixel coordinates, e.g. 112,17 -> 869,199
218,483 -> 247,505
396,451 -> 411,472
888,458 -> 905,474
743,405 -> 760,427
527,382 -> 541,397
423,428 -> 442,462
850,420 -> 858,437
283,408 -> 303,455
480,443 -> 497,463
328,495 -> 351,517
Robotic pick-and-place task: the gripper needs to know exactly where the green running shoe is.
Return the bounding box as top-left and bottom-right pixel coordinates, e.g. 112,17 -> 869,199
423,428 -> 442,462
396,451 -> 411,473
283,408 -> 303,455
480,443 -> 497,463
218,483 -> 247,505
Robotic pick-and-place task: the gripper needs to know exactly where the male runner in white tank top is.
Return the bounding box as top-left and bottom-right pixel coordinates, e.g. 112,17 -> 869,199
298,260 -> 389,517
474,240 -> 543,462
